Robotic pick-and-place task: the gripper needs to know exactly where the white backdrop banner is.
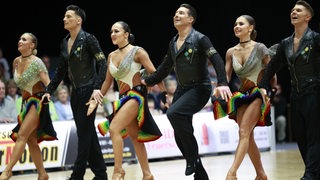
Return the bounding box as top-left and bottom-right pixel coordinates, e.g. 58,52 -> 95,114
0,112 -> 272,171
146,112 -> 271,159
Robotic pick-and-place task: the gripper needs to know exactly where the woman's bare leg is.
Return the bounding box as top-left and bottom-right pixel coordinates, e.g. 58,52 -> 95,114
226,99 -> 263,178
127,120 -> 153,180
109,100 -> 139,178
2,106 -> 38,172
248,131 -> 267,179
27,131 -> 48,178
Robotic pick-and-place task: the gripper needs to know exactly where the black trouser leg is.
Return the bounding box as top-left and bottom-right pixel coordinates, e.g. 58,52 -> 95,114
292,92 -> 320,179
70,87 -> 107,180
166,85 -> 211,178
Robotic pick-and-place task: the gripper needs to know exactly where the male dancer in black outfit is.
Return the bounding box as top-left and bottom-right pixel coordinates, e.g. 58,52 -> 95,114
44,5 -> 108,180
258,1 -> 320,179
142,3 -> 232,180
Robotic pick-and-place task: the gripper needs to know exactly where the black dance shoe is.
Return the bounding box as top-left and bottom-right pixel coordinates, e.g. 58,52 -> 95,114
300,172 -> 319,180
185,157 -> 208,177
185,164 -> 196,176
194,158 -> 209,180
185,159 -> 197,176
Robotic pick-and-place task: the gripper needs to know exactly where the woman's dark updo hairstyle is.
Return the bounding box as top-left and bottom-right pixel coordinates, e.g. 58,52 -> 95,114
66,4 -> 86,22
241,15 -> 257,41
117,21 -> 135,44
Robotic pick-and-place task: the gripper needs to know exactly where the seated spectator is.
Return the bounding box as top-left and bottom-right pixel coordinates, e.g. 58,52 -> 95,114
6,79 -> 21,103
0,80 -> 17,123
54,85 -> 73,120
161,75 -> 177,113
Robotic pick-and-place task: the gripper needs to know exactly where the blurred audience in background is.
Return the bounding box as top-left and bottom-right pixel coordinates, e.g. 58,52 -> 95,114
0,80 -> 17,123
54,84 -> 73,121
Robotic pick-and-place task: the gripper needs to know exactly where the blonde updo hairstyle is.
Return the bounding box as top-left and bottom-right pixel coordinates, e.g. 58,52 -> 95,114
25,32 -> 38,56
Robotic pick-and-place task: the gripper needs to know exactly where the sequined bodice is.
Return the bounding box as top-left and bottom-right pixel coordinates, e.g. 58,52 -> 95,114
109,46 -> 141,88
14,58 -> 48,94
232,43 -> 268,84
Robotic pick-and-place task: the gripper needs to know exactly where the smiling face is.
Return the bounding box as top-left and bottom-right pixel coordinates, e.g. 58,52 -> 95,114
173,7 -> 193,29
57,87 -> 69,104
290,4 -> 311,26
18,33 -> 35,55
233,16 -> 253,40
6,80 -> 18,98
110,22 -> 128,47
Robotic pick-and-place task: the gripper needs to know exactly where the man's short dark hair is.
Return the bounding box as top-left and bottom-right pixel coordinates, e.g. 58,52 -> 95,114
296,0 -> 314,18
66,5 -> 86,22
180,3 -> 197,24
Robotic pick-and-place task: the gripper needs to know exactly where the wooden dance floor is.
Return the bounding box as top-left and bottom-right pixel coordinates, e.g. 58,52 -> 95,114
6,143 -> 303,180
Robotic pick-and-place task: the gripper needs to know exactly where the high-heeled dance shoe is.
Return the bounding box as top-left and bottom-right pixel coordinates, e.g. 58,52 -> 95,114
226,175 -> 237,180
112,169 -> 125,180
255,175 -> 267,180
0,171 -> 12,180
38,172 -> 49,180
142,175 -> 154,180
86,99 -> 98,116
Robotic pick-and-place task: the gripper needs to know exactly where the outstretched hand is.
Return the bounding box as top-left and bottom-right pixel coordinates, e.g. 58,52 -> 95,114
212,85 -> 232,102
259,88 -> 268,105
86,98 -> 98,116
86,89 -> 103,116
259,87 -> 277,105
91,89 -> 104,104
41,93 -> 51,104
